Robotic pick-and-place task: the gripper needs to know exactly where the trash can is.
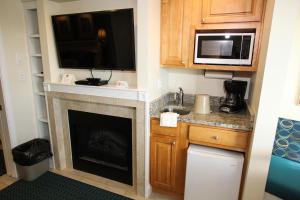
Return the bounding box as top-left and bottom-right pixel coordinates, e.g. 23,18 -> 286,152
12,139 -> 52,181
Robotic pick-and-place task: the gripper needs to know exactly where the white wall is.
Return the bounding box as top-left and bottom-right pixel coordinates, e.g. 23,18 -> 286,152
242,1 -> 300,199
136,0 -> 168,100
41,0 -> 138,87
279,13 -> 300,120
0,0 -> 38,146
248,0 -> 274,115
167,69 -> 252,98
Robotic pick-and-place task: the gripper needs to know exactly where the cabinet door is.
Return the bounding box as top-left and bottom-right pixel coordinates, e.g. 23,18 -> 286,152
202,0 -> 265,23
150,136 -> 177,191
161,0 -> 187,67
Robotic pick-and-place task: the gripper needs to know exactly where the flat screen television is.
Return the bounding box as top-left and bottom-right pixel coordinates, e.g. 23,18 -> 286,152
51,8 -> 135,70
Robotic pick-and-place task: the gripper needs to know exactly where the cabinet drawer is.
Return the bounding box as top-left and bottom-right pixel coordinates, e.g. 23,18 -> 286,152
151,119 -> 179,137
189,125 -> 250,151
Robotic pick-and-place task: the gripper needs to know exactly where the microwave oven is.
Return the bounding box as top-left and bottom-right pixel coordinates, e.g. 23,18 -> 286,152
194,29 -> 255,66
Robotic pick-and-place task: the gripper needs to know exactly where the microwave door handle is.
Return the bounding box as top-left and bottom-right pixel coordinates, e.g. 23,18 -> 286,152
239,35 -> 244,63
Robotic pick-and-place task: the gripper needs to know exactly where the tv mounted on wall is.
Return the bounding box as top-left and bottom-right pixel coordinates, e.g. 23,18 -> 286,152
52,8 -> 136,71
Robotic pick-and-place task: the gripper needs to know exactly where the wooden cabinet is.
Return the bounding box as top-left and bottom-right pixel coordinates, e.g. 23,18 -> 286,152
150,118 -> 251,196
150,119 -> 180,193
161,0 -> 192,67
160,0 -> 266,71
201,0 -> 265,23
150,136 -> 177,191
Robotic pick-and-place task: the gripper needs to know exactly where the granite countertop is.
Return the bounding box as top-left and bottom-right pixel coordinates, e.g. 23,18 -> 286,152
150,93 -> 254,132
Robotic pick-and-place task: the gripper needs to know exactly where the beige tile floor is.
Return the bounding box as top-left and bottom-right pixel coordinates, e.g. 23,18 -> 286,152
0,170 -> 177,200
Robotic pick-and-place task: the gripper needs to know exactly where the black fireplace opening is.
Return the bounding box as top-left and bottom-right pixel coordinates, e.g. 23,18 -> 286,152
68,110 -> 133,185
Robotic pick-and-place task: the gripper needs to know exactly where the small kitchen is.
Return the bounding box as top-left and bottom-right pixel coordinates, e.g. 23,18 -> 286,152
150,0 -> 267,199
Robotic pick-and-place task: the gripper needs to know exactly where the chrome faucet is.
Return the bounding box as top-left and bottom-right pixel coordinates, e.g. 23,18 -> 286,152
176,87 -> 184,107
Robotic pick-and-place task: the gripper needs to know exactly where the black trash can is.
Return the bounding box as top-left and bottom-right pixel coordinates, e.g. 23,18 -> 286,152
12,139 -> 52,181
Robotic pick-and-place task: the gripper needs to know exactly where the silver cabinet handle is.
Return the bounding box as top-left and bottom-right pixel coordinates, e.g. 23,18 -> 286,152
202,18 -> 206,23
172,141 -> 176,145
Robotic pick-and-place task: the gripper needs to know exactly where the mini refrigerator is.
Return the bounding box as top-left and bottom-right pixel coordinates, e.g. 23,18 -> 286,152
184,144 -> 244,200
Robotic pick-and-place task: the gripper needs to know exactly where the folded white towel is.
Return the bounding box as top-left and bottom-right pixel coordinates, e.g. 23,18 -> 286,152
160,112 -> 179,127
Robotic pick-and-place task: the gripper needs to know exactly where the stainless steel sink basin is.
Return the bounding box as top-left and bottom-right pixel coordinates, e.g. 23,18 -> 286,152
160,105 -> 191,115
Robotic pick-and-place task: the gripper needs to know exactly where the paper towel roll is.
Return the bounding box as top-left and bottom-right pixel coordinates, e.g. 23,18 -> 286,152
194,94 -> 211,114
204,70 -> 233,79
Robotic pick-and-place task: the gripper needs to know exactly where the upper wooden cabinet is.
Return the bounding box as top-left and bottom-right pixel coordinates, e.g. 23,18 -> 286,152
161,0 -> 191,67
160,0 -> 266,71
201,0 -> 265,23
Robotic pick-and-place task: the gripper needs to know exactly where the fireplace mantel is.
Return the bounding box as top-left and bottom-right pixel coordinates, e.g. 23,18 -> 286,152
44,82 -> 147,101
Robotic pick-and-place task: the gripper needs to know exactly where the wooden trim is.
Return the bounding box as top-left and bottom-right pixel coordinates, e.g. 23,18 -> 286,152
0,81 -> 17,177
176,122 -> 189,194
186,64 -> 257,72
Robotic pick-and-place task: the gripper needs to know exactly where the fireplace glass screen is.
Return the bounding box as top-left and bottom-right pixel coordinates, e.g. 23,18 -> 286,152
68,110 -> 132,185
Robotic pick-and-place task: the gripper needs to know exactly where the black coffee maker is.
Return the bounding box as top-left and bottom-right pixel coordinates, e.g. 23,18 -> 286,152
219,80 -> 247,113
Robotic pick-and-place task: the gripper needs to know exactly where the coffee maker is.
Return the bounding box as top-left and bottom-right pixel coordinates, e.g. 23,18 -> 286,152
219,80 -> 247,113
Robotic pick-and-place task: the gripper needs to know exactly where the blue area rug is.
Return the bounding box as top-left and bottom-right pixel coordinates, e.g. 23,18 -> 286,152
0,172 -> 132,200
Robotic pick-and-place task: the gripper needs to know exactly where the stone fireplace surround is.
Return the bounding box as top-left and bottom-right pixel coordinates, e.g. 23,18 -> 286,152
44,83 -> 146,196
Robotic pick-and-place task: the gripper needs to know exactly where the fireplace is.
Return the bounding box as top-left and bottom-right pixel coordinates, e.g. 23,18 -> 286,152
68,110 -> 133,185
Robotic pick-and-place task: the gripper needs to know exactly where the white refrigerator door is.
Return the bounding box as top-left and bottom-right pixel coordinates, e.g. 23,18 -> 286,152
184,145 -> 244,200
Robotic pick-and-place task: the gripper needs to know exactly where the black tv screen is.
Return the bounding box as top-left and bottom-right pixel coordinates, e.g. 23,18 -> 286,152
52,9 -> 135,70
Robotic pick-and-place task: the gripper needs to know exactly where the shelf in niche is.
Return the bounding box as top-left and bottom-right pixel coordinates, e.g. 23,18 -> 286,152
31,53 -> 42,57
32,73 -> 44,77
29,34 -> 40,38
35,92 -> 45,96
38,117 -> 48,123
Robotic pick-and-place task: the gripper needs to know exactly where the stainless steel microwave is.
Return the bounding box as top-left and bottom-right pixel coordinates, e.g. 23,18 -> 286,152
194,30 -> 255,66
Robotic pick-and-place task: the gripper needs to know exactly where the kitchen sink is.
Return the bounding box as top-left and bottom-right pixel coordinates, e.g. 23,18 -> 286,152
160,105 -> 191,115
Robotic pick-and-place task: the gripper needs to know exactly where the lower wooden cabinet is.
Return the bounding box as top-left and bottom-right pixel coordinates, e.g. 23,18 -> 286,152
150,136 -> 177,191
150,118 -> 251,197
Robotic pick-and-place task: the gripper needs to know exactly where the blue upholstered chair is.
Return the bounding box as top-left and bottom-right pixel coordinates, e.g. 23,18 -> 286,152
266,155 -> 300,200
